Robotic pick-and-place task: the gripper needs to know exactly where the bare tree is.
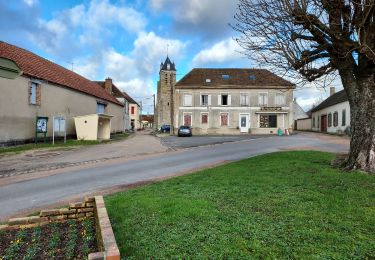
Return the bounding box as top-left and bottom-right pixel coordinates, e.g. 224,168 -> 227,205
233,0 -> 375,172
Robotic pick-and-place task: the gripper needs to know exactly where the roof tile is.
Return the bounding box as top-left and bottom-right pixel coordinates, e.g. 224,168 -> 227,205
175,68 -> 295,89
0,41 -> 122,106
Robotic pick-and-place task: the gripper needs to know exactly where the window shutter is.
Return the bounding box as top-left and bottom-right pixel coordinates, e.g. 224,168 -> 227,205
258,94 -> 262,106
36,84 -> 41,106
218,95 -> 221,105
200,95 -> 202,106
208,95 -> 211,106
228,95 -> 231,106
28,81 -> 32,104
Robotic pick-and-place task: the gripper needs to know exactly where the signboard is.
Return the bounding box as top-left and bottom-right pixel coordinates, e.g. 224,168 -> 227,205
53,116 -> 67,144
54,117 -> 66,132
36,117 -> 48,133
261,106 -> 283,111
35,116 -> 48,143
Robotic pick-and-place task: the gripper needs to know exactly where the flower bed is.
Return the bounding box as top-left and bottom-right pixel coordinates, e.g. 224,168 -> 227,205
0,196 -> 120,260
0,218 -> 96,259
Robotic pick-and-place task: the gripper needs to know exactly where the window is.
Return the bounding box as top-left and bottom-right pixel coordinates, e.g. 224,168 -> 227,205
221,113 -> 228,126
222,74 -> 230,79
183,94 -> 192,106
201,113 -> 208,124
131,106 -> 135,115
221,95 -> 228,105
184,114 -> 192,126
275,94 -> 285,106
333,111 -> 338,127
260,115 -> 277,128
240,94 -> 249,106
201,95 -> 209,106
258,93 -> 268,106
312,116 -> 315,127
29,82 -> 41,105
97,102 -> 106,114
205,78 -> 211,84
328,113 -> 332,127
342,109 -> 346,126
249,75 -> 256,80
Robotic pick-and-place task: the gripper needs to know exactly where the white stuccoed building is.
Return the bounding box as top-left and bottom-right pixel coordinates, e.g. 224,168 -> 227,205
310,87 -> 350,134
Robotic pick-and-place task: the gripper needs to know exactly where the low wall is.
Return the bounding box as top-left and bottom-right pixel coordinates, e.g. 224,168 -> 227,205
296,118 -> 312,131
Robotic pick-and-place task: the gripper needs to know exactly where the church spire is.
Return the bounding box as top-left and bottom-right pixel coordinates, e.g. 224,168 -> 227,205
160,56 -> 176,72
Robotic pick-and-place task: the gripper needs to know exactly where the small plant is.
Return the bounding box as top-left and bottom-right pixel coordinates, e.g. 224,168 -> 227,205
81,218 -> 95,256
3,229 -> 28,260
65,220 -> 78,259
46,223 -> 60,258
23,227 -> 42,260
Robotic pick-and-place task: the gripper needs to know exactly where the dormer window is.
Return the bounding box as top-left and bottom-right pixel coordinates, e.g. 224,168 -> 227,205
167,64 -> 170,70
249,75 -> 256,80
205,78 -> 211,84
222,74 -> 230,79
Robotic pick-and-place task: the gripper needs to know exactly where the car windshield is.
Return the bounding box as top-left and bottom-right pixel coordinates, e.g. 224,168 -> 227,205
180,126 -> 190,129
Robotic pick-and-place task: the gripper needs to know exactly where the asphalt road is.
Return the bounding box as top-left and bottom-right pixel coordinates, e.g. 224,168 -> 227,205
0,133 -> 348,220
159,134 -> 272,149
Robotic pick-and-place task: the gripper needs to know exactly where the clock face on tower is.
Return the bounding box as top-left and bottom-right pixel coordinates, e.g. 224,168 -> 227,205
36,118 -> 48,133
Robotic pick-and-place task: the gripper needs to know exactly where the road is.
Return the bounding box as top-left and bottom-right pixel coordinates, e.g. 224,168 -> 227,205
0,132 -> 348,220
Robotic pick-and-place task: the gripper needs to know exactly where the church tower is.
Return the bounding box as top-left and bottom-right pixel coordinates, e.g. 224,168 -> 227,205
156,56 -> 176,130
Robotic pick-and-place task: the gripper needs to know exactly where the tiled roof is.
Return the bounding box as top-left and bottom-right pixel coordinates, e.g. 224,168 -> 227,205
175,68 -> 295,89
310,89 -> 348,112
141,115 -> 154,122
95,81 -> 124,99
122,91 -> 139,106
0,41 -> 122,106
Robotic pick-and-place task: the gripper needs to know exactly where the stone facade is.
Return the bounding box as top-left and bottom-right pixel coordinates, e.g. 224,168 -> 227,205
156,57 -> 176,130
174,88 -> 294,135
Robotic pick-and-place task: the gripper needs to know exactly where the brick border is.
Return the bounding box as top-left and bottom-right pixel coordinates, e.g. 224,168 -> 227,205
88,196 -> 120,260
0,196 -> 120,260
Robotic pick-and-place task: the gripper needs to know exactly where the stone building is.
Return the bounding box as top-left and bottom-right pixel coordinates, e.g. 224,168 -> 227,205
174,68 -> 296,135
155,56 -> 176,130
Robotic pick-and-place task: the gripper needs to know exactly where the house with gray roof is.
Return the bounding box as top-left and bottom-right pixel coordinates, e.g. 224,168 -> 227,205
173,68 -> 296,135
310,88 -> 350,134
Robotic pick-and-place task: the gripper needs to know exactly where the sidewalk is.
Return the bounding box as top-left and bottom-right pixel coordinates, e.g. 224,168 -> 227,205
0,130 -> 168,178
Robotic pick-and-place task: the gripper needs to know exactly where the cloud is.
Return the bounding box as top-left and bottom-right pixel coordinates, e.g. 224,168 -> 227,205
31,0 -> 147,60
132,31 -> 186,76
70,31 -> 186,114
149,0 -> 237,39
192,38 -> 244,66
23,0 -> 38,6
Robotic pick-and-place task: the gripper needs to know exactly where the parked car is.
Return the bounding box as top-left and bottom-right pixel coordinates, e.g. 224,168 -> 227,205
160,124 -> 171,133
178,125 -> 192,137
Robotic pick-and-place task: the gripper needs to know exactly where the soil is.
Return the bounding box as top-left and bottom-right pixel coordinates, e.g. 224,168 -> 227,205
0,218 -> 98,259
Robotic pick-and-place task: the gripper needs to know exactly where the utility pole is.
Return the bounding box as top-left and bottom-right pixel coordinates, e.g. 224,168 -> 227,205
153,94 -> 156,130
139,101 -> 142,129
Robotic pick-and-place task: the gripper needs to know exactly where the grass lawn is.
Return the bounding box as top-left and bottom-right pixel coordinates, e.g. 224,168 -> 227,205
0,133 -> 129,155
105,151 -> 375,259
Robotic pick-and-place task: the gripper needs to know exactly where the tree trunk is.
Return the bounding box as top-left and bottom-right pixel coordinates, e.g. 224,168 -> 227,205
345,75 -> 375,173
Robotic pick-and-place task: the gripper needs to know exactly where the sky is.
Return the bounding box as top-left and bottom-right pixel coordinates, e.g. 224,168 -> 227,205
0,0 -> 339,113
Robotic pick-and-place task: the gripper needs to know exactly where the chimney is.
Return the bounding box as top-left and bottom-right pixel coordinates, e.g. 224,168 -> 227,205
330,87 -> 335,96
104,77 -> 112,94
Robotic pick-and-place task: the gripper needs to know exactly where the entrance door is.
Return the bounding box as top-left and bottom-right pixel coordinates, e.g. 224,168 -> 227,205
321,115 -> 327,132
239,114 -> 249,133
184,114 -> 192,126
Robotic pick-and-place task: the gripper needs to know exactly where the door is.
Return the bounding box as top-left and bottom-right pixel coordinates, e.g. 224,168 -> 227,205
239,114 -> 249,133
184,114 -> 192,126
321,115 -> 327,132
